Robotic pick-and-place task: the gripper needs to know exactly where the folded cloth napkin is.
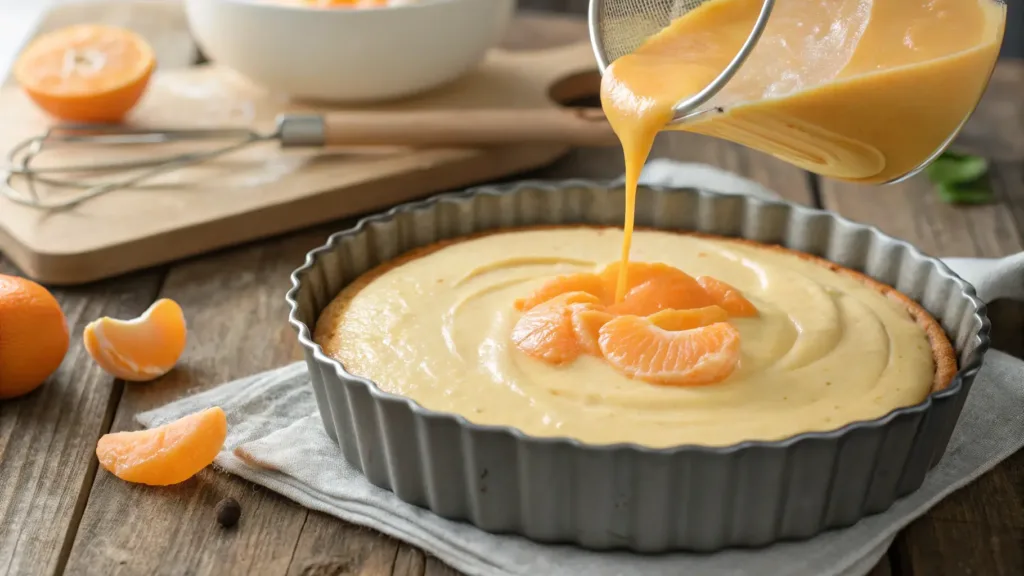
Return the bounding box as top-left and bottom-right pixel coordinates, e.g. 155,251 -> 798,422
138,160 -> 1024,576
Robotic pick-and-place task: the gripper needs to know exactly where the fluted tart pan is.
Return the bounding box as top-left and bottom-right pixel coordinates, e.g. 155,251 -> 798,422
286,180 -> 990,552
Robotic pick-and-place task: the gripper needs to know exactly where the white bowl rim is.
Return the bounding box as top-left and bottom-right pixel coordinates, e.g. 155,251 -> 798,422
202,0 -> 488,15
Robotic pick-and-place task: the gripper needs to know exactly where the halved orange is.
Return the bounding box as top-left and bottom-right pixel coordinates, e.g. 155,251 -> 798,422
14,24 -> 155,122
598,315 -> 741,386
83,298 -> 187,382
96,406 -> 227,486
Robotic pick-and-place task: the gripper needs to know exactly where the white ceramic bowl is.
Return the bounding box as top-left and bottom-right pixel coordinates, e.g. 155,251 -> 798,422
183,0 -> 515,102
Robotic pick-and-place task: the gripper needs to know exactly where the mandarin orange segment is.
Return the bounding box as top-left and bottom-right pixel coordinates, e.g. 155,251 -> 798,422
609,275 -> 716,316
599,261 -> 689,295
514,273 -> 608,311
96,406 -> 227,486
511,292 -> 601,364
600,262 -> 713,316
697,276 -> 759,317
83,298 -> 187,382
647,305 -> 729,331
598,315 -> 741,386
570,305 -> 615,356
13,24 -> 155,123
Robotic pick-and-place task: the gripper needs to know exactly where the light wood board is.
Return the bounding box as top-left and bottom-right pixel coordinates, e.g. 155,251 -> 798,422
0,1 -> 600,285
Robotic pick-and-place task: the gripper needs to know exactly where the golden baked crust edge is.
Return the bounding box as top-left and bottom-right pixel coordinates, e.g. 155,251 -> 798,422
313,225 -> 959,395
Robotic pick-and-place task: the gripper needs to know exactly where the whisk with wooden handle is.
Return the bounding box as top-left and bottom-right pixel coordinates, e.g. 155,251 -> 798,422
1,108 -> 618,210
589,0 -> 775,123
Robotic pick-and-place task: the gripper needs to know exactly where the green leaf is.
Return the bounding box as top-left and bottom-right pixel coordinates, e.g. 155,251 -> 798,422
936,181 -> 994,205
925,153 -> 989,185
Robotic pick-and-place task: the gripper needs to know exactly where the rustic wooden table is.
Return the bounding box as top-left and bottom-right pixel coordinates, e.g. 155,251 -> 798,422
1,3 -> 1022,576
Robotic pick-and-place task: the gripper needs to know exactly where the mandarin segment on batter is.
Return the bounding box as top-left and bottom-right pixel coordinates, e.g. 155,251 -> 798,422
570,305 -> 615,356
511,261 -> 757,385
598,316 -> 742,386
647,305 -> 729,331
607,269 -> 714,316
698,276 -> 758,317
511,292 -> 603,365
514,272 -> 608,311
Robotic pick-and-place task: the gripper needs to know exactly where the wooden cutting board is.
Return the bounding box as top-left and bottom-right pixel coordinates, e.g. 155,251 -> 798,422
0,2 -> 600,285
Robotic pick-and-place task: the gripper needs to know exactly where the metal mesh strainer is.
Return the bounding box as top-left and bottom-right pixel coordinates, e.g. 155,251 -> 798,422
589,0 -> 775,123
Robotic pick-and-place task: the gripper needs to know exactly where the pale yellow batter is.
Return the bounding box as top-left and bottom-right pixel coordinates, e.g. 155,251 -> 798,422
315,228 -> 953,448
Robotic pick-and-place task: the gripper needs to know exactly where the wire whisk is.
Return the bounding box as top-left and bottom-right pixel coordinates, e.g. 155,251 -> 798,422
1,124 -> 272,210
1,108 -> 620,211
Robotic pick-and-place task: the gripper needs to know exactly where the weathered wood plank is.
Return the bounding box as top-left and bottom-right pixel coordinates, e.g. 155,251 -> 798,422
820,174 -> 1024,258
423,557 -> 461,576
954,61 -> 1024,163
897,520 -> 1024,576
868,554 -> 893,576
0,3 -> 193,575
285,515 -> 403,576
392,548 -> 426,576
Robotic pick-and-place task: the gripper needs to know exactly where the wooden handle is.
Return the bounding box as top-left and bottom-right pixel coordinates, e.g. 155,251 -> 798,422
318,108 -> 618,148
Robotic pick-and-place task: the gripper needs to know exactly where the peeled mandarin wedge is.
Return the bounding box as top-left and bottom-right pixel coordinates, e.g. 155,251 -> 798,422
697,276 -> 758,317
647,305 -> 729,331
511,292 -> 602,364
514,273 -> 608,311
598,315 -> 741,386
599,261 -> 681,295
96,406 -> 227,486
13,24 -> 155,122
609,275 -> 716,316
601,262 -> 713,316
570,305 -> 615,356
84,298 -> 187,382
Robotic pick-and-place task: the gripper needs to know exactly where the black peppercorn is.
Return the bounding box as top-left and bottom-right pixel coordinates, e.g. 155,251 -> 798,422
216,497 -> 241,528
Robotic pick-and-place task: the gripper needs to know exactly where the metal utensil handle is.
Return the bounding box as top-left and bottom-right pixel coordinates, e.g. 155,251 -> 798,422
276,109 -> 618,148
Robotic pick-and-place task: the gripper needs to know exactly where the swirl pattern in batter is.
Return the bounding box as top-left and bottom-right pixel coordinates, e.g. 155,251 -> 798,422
315,227 -> 954,448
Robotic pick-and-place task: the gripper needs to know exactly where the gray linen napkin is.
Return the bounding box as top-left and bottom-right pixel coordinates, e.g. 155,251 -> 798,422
138,160 -> 1024,576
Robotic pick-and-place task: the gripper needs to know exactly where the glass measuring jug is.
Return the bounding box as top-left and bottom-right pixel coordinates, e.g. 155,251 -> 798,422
591,0 -> 1008,185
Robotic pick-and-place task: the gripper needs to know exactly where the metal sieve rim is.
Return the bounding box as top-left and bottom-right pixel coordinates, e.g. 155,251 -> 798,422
588,0 -> 776,123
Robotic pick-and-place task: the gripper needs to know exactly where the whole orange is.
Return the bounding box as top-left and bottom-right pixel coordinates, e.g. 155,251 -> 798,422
0,275 -> 69,400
